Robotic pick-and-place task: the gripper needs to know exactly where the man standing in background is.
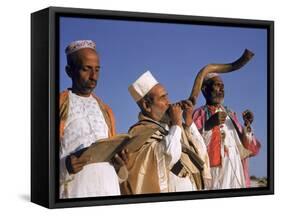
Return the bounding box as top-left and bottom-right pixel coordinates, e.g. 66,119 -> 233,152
193,73 -> 261,189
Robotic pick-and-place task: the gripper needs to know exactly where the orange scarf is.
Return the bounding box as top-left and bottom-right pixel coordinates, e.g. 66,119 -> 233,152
207,105 -> 222,167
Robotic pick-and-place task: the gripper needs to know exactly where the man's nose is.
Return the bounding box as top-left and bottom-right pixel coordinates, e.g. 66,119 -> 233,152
89,70 -> 98,80
166,98 -> 171,107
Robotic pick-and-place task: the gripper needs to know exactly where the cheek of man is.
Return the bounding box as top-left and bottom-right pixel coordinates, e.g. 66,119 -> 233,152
152,98 -> 170,121
77,69 -> 98,93
148,84 -> 170,121
209,86 -> 224,104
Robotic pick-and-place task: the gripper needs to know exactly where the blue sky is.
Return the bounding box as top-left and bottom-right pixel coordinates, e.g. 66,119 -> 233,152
59,16 -> 267,177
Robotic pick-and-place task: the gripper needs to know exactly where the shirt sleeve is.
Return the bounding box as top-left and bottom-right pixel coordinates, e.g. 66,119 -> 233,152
60,156 -> 73,185
242,126 -> 261,156
184,123 -> 212,180
162,125 -> 182,168
186,123 -> 207,152
243,126 -> 254,142
59,141 -> 74,189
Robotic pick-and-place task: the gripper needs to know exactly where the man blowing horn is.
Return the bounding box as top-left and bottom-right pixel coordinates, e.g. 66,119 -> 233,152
121,71 -> 211,194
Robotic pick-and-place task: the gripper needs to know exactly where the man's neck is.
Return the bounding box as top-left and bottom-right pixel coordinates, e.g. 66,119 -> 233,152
138,112 -> 169,134
70,88 -> 92,97
206,102 -> 221,108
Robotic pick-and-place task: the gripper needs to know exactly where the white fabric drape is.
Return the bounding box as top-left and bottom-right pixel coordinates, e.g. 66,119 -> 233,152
60,91 -> 120,198
203,110 -> 246,189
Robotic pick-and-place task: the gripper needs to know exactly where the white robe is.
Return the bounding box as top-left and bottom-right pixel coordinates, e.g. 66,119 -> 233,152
153,124 -> 182,192
60,91 -> 120,198
168,123 -> 210,192
203,111 -> 246,189
168,171 -> 196,192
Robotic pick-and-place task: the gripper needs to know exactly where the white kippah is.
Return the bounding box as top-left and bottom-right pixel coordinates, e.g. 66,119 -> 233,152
128,71 -> 159,102
65,40 -> 96,55
204,73 -> 219,82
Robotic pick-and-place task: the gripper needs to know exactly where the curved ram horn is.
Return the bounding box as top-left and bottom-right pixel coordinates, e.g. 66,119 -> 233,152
186,49 -> 254,105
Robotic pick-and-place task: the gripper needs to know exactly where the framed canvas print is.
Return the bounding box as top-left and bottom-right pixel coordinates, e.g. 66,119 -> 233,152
31,6 -> 274,208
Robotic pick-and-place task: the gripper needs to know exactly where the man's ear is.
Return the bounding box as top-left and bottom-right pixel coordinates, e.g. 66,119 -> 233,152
65,65 -> 72,78
141,99 -> 152,113
201,85 -> 207,97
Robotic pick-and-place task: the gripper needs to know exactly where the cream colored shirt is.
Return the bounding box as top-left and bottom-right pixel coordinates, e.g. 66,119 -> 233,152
60,91 -> 120,198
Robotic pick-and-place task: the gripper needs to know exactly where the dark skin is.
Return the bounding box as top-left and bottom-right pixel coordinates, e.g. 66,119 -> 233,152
65,48 -> 128,174
181,100 -> 194,127
140,84 -> 194,127
66,48 -> 100,97
202,76 -> 254,131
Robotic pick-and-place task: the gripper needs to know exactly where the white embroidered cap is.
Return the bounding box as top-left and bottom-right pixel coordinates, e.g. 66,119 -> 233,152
65,40 -> 96,55
128,71 -> 159,102
204,73 -> 219,82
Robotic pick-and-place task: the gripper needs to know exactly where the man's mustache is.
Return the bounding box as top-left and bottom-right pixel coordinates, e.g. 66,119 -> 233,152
213,92 -> 224,98
87,80 -> 97,85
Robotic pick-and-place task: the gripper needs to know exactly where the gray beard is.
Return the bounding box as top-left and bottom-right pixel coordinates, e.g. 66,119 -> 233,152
214,98 -> 224,105
159,112 -> 171,125
210,95 -> 224,105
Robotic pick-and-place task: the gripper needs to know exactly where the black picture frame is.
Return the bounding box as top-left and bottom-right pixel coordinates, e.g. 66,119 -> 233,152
31,6 -> 274,208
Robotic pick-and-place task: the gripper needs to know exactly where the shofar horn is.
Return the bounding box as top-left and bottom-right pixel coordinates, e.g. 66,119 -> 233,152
186,49 -> 254,105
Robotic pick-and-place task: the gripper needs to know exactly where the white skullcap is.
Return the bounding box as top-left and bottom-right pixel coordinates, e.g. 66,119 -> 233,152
128,71 -> 159,102
203,73 -> 220,82
65,40 -> 96,55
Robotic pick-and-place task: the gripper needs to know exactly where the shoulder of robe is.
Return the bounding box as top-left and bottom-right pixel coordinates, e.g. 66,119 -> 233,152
126,122 -> 166,152
59,90 -> 69,121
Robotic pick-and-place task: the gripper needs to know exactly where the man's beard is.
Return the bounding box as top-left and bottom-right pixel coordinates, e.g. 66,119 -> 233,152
152,107 -> 170,124
85,80 -> 97,90
210,92 -> 224,105
75,80 -> 97,94
159,112 -> 171,125
211,97 -> 224,105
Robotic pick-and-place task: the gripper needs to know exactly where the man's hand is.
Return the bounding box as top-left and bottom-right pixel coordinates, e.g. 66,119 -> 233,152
169,104 -> 183,127
242,109 -> 254,127
205,111 -> 227,131
68,154 -> 90,174
111,149 -> 129,172
181,100 -> 194,127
